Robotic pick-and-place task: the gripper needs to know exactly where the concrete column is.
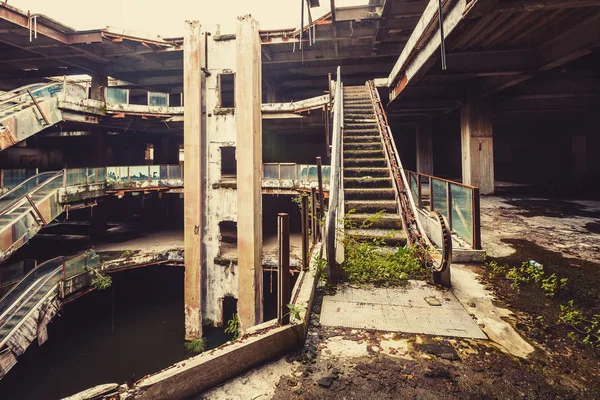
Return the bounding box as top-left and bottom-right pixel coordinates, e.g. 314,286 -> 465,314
91,128 -> 107,167
236,15 -> 263,332
460,88 -> 495,194
90,72 -> 107,101
156,135 -> 171,164
416,120 -> 433,175
183,21 -> 204,341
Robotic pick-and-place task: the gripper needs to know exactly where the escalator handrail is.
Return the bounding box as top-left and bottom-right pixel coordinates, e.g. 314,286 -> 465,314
0,256 -> 65,326
0,170 -> 63,219
0,81 -> 86,114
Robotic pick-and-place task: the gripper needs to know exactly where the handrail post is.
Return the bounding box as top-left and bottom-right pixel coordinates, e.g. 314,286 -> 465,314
277,213 -> 290,325
429,177 -> 434,211
26,89 -> 50,125
417,173 -> 423,209
472,187 -> 481,250
446,181 -> 452,230
316,157 -> 324,241
311,187 -> 317,244
301,195 -> 309,270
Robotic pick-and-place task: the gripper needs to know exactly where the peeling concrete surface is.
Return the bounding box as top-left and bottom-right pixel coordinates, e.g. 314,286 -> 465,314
481,196 -> 600,263
451,264 -> 535,358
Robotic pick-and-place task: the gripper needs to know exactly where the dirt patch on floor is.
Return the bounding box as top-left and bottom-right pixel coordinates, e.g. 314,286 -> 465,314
273,324 -> 596,399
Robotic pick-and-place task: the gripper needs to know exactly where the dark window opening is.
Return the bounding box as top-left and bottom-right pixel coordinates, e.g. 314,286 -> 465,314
222,295 -> 238,327
219,73 -> 235,108
219,220 -> 237,258
221,146 -> 236,178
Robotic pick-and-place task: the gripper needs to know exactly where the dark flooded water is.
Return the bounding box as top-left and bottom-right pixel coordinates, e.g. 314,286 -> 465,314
0,265 -> 227,400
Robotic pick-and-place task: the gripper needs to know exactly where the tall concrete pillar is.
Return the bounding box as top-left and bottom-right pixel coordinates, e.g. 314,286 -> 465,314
236,15 -> 263,332
416,120 -> 433,175
91,128 -> 107,167
460,88 -> 495,194
90,72 -> 107,101
183,21 -> 204,340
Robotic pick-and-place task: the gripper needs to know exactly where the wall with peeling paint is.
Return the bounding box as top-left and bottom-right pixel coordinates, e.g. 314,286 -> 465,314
203,36 -> 239,325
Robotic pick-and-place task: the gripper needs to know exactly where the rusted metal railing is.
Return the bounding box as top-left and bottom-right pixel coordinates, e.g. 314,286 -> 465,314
405,170 -> 481,250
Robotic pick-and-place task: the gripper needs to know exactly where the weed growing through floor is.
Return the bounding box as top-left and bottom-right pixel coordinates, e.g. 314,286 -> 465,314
559,300 -> 600,349
485,257 -> 567,297
314,257 -> 327,282
224,313 -> 240,339
341,209 -> 427,285
185,336 -> 207,353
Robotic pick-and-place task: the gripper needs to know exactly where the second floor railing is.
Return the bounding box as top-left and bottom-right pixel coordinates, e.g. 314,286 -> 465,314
406,170 -> 481,249
262,163 -> 330,184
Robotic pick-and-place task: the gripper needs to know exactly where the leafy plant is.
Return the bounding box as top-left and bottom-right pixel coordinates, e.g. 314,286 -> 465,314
87,267 -> 112,290
559,300 -> 600,349
121,249 -> 134,259
287,303 -> 305,322
541,274 -> 568,298
314,257 -> 327,282
185,336 -> 207,353
486,258 -> 567,297
225,313 -> 240,339
341,210 -> 426,285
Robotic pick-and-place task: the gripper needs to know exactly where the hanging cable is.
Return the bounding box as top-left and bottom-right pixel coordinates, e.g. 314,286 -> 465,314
437,0 -> 447,70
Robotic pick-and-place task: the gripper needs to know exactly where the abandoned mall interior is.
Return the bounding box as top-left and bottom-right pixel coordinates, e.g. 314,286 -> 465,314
0,0 -> 598,398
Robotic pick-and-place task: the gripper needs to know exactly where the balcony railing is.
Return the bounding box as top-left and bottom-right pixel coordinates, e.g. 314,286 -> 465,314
405,170 -> 481,249
262,163 -> 330,184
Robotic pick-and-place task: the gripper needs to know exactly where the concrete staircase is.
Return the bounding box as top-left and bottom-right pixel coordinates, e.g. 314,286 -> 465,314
342,85 -> 406,248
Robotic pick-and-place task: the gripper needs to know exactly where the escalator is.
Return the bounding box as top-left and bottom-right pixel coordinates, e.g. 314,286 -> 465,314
0,82 -> 87,151
325,72 -> 452,286
0,171 -> 65,263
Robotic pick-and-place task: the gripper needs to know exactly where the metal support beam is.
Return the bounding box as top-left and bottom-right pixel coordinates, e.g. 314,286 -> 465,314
301,195 -> 309,270
277,213 -> 291,325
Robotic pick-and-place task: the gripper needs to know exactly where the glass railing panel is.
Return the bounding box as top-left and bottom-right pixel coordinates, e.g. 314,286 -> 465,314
0,257 -> 64,319
160,165 -> 169,179
66,168 -> 87,186
322,166 -> 331,184
63,254 -> 86,280
450,183 -> 473,245
297,165 -> 309,181
307,165 -> 318,182
129,166 -> 149,181
148,92 -> 168,107
431,179 -> 449,220
263,164 -> 279,180
2,170 -> 28,190
0,172 -> 55,212
96,168 -> 106,182
85,251 -> 101,268
280,164 -> 296,180
106,88 -> 129,104
169,165 -> 182,179
409,173 -> 419,207
149,165 -> 160,180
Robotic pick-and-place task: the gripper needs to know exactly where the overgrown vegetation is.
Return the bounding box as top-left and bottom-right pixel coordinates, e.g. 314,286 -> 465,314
87,267 -> 112,290
185,336 -> 207,353
314,257 -> 327,282
486,258 -> 567,297
224,313 -> 240,339
341,210 -> 426,285
486,257 -> 600,349
559,301 -> 600,349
